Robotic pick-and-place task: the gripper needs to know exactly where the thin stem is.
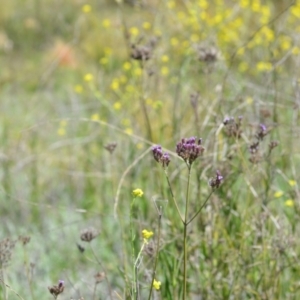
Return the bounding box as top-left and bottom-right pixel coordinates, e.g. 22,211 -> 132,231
134,241 -> 147,300
164,169 -> 184,223
130,198 -> 137,300
183,165 -> 192,300
147,207 -> 162,300
187,190 -> 214,226
89,244 -> 113,300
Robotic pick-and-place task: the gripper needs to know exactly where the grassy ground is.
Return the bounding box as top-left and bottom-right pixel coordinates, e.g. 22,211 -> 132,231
0,0 -> 300,299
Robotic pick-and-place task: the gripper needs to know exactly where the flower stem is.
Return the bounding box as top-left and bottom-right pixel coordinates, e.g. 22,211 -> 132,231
164,169 -> 184,223
187,190 -> 214,226
183,165 -> 192,300
148,207 -> 162,300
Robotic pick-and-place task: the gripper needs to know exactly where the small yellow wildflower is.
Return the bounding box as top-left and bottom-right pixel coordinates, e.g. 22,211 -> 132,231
125,85 -> 135,93
123,62 -> 132,70
292,47 -> 300,55
289,180 -> 296,187
167,0 -> 176,9
57,127 -> 66,136
142,229 -> 153,239
60,120 -> 67,127
291,5 -> 300,18
113,102 -> 122,110
161,66 -> 169,76
102,19 -> 111,28
129,27 -> 139,37
136,142 -> 143,149
161,55 -> 169,63
274,191 -> 284,198
256,62 -> 272,72
143,22 -> 151,30
246,97 -> 253,105
125,128 -> 133,135
170,37 -> 179,47
74,84 -> 83,94
240,0 -> 249,8
153,279 -> 161,290
82,4 -> 92,13
285,199 -> 294,207
104,47 -> 112,55
84,73 -> 94,82
121,118 -> 131,126
91,113 -> 100,121
110,79 -> 119,91
191,34 -> 199,43
132,188 -> 144,198
134,68 -> 142,76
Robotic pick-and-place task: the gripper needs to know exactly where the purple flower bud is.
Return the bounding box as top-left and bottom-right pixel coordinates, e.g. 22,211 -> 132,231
209,170 -> 223,188
152,145 -> 171,168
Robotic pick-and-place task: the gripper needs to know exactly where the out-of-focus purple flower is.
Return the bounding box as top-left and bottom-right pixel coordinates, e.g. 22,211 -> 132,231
209,170 -> 223,189
256,124 -> 267,140
223,116 -> 243,138
176,137 -> 204,165
48,280 -> 65,298
152,145 -> 171,168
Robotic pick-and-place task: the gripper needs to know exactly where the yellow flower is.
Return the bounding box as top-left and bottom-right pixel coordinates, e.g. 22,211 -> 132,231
153,279 -> 161,290
74,84 -> 83,94
99,57 -> 108,65
292,47 -> 300,55
113,102 -> 122,110
161,66 -> 169,76
161,55 -> 169,63
142,229 -> 153,239
129,27 -> 139,37
143,22 -> 151,30
274,191 -> 284,198
125,128 -> 133,135
132,188 -> 144,197
60,120 -> 67,127
246,97 -> 253,105
110,79 -> 119,91
134,68 -> 142,76
123,62 -> 132,70
289,180 -> 296,187
82,4 -> 92,13
57,127 -> 66,136
84,73 -> 94,82
285,199 -> 294,207
167,1 -> 176,9
102,19 -> 111,28
256,61 -> 272,72
170,37 -> 179,47
91,113 -> 100,121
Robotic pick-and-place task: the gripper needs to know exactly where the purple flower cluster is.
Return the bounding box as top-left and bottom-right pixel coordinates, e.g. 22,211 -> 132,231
209,170 -> 223,189
152,145 -> 171,168
176,137 -> 204,165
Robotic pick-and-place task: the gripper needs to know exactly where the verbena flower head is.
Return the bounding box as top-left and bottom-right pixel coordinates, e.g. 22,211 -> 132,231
142,229 -> 154,239
223,116 -> 242,138
80,227 -> 99,242
152,145 -> 171,168
209,170 -> 223,189
132,188 -> 144,198
48,280 -> 65,298
256,123 -> 267,140
176,137 -> 204,165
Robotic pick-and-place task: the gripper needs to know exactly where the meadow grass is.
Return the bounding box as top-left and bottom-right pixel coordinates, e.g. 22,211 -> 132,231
0,0 -> 300,299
